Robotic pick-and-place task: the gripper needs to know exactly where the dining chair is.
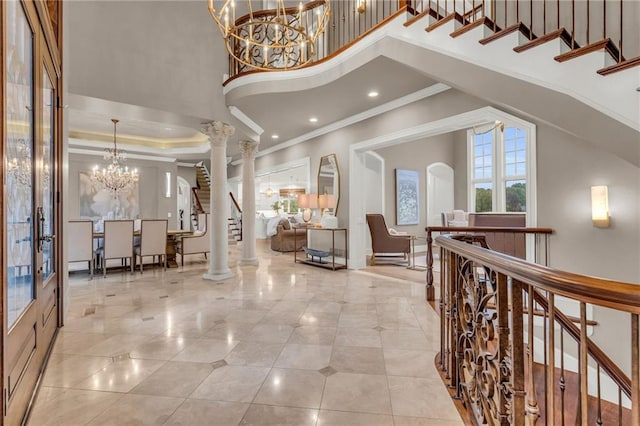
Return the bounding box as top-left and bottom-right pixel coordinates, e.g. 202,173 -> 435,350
95,220 -> 134,277
134,219 -> 168,272
68,220 -> 94,278
178,214 -> 209,266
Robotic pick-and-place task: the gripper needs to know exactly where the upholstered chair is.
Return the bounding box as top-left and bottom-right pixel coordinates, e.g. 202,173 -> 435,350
178,214 -> 210,266
270,219 -> 306,252
95,220 -> 134,277
134,219 -> 168,272
68,220 -> 95,278
365,214 -> 411,265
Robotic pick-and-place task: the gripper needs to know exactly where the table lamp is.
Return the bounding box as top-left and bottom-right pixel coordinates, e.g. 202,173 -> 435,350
297,193 -> 317,223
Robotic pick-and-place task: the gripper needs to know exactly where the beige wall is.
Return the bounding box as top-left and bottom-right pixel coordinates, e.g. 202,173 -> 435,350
374,133 -> 455,236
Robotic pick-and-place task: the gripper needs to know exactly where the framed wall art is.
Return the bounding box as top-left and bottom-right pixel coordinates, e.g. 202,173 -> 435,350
395,168 -> 419,225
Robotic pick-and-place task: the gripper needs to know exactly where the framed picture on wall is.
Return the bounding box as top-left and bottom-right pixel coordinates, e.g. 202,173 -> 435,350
395,168 -> 419,225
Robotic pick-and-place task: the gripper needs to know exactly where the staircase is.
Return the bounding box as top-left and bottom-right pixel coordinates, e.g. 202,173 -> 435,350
397,0 -> 639,134
228,192 -> 242,244
191,162 -> 211,231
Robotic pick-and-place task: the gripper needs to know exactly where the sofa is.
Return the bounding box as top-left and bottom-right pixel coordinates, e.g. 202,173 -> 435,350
270,219 -> 307,252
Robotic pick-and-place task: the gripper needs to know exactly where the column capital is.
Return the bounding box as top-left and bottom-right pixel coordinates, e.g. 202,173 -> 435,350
202,121 -> 235,147
239,140 -> 260,159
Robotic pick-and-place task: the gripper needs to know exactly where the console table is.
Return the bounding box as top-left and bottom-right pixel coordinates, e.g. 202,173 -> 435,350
293,226 -> 348,270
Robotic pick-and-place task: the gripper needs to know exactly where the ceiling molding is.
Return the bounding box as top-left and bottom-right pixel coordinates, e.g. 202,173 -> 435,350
230,83 -> 450,166
68,137 -> 211,157
69,147 -> 178,163
69,129 -> 208,148
229,106 -> 264,138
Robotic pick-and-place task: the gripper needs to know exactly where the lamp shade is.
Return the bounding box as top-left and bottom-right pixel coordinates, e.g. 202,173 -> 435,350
318,194 -> 336,209
298,193 -> 318,209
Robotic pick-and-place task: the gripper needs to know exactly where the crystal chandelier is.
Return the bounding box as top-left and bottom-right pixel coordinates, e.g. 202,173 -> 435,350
91,119 -> 139,194
208,0 -> 331,71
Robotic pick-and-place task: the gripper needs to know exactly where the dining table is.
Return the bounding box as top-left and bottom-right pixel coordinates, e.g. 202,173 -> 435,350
92,229 -> 194,268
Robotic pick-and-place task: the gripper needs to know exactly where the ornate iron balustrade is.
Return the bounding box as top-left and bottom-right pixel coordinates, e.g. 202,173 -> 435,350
437,234 -> 639,424
225,0 -> 407,80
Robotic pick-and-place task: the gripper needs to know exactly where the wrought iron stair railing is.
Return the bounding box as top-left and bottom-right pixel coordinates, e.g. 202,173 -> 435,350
224,0 -> 638,81
436,234 -> 639,424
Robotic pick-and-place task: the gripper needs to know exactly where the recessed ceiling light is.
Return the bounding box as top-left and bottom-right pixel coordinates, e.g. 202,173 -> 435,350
368,91 -> 379,98
164,126 -> 173,130
271,134 -> 279,139
309,117 -> 318,123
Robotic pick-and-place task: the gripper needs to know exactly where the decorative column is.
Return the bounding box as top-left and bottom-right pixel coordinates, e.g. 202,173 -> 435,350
239,140 -> 259,266
202,121 -> 235,281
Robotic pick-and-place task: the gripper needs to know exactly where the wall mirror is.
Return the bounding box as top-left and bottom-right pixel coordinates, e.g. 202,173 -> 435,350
317,154 -> 340,216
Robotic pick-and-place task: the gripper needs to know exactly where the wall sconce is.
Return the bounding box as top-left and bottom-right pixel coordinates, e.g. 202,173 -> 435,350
297,193 -> 318,223
357,0 -> 366,14
165,172 -> 172,198
591,185 -> 610,228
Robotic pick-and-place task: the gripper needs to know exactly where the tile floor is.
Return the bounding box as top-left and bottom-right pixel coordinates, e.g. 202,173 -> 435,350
27,241 -> 462,425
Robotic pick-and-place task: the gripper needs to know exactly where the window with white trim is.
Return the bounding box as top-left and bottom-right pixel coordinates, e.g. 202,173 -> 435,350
468,124 -> 530,213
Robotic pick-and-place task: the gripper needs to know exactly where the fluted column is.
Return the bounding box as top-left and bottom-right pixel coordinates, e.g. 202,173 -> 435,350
202,121 -> 235,281
239,140 -> 259,266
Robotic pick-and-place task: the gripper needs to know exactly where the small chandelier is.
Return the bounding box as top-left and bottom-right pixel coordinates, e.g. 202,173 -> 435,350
91,119 -> 139,194
208,0 -> 331,72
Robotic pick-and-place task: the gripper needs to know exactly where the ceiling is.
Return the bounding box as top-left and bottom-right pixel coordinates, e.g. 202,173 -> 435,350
67,56 -> 436,162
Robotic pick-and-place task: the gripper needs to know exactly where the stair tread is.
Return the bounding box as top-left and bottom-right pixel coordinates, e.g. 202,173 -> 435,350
598,56 -> 640,75
479,21 -> 535,45
554,38 -> 623,63
449,16 -> 500,38
513,27 -> 576,53
426,12 -> 467,33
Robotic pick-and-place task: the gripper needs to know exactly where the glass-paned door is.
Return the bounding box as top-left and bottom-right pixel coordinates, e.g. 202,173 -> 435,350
5,0 -> 35,330
3,1 -> 62,423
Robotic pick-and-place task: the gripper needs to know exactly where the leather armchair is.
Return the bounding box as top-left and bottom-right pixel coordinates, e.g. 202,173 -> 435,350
366,214 -> 411,265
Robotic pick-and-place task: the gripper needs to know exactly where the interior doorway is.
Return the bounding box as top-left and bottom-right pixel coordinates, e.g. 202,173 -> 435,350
426,163 -> 454,227
177,176 -> 191,230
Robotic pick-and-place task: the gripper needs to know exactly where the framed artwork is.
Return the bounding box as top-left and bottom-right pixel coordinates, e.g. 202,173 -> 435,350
395,168 -> 419,225
79,171 -> 139,220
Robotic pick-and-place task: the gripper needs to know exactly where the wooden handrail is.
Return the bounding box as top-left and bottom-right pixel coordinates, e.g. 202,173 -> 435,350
234,0 -> 327,25
229,191 -> 242,214
191,187 -> 204,214
436,235 -> 640,314
425,225 -> 552,300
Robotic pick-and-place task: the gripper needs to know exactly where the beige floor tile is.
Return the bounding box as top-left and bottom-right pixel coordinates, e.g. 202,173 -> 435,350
338,312 -> 379,328
334,327 -> 382,348
225,341 -> 284,367
164,399 -> 250,425
274,343 -> 332,370
171,338 -> 238,363
245,323 -> 295,343
129,335 -> 198,360
254,368 -> 325,409
288,326 -> 337,345
321,372 -> 392,415
51,331 -> 113,355
393,416 -> 466,426
79,334 -> 155,357
387,376 -> 460,419
41,354 -> 112,388
225,309 -> 269,324
74,358 -> 166,393
305,301 -> 342,314
190,365 -> 270,402
130,361 -> 213,397
86,393 -> 183,425
380,329 -> 432,351
204,322 -> 256,341
383,348 -> 439,378
239,404 -> 318,426
28,388 -> 122,426
298,312 -> 340,327
330,346 -> 386,375
317,410 -> 394,426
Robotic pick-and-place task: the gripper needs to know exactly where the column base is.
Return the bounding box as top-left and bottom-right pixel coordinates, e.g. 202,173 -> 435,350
239,258 -> 259,266
202,270 -> 235,281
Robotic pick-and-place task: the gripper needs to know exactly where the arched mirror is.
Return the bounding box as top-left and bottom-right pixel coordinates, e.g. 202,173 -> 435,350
317,154 -> 340,216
